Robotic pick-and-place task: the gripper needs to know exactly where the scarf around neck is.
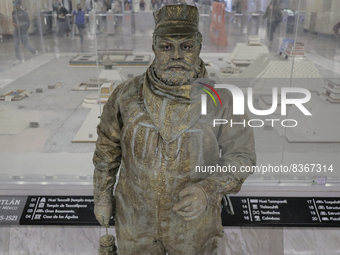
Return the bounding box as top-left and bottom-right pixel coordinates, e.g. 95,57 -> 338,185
142,58 -> 209,143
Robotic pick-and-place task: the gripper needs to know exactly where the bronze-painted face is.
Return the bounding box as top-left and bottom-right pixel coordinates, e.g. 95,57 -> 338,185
152,34 -> 202,86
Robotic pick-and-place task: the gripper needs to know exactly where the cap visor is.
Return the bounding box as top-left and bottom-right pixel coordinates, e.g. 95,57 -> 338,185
153,26 -> 198,36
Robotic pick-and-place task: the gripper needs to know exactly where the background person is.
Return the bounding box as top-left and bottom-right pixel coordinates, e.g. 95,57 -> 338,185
61,0 -> 72,13
12,0 -> 38,65
72,4 -> 86,42
151,0 -> 157,10
85,0 -> 93,13
94,0 -> 104,11
104,0 -> 112,10
263,0 -> 282,48
161,0 -> 168,7
56,2 -> 71,36
139,0 -> 146,11
113,1 -> 122,13
156,0 -> 162,9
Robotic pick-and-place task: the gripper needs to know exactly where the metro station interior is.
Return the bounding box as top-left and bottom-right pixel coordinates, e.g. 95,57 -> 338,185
0,0 -> 340,254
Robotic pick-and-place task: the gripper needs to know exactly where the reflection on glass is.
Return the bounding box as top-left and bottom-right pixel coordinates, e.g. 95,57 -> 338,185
0,0 -> 339,191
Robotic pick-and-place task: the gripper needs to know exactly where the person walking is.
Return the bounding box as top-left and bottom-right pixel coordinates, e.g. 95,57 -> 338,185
263,0 -> 282,48
72,4 -> 86,43
56,2 -> 71,37
85,0 -> 93,14
139,0 -> 145,11
151,0 -> 157,9
12,0 -> 38,65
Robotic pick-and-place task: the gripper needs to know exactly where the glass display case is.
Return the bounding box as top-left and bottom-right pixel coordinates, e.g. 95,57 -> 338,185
1,1 -> 340,254
0,0 -> 339,196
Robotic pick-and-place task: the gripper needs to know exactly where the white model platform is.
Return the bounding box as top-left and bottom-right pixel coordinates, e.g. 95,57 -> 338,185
0,108 -> 28,135
72,105 -> 103,143
271,94 -> 340,142
239,54 -> 324,92
230,43 -> 269,63
98,69 -> 124,82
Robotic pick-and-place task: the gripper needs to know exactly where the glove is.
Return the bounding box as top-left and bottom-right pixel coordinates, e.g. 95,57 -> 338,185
94,204 -> 113,227
172,185 -> 207,221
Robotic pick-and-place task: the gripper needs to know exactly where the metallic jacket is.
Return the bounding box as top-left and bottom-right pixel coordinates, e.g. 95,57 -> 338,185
93,63 -> 256,248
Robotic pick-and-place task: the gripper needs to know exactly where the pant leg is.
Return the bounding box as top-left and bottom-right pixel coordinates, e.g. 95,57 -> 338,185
13,32 -> 22,60
58,21 -> 67,36
270,21 -> 280,42
21,32 -> 36,54
77,24 -> 85,41
116,235 -> 167,255
270,25 -> 275,42
267,22 -> 271,41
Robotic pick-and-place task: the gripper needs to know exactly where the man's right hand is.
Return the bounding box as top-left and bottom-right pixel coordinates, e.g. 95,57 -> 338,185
94,204 -> 113,226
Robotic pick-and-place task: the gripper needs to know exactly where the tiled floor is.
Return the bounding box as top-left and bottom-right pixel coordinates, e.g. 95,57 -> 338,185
1,226 -> 340,255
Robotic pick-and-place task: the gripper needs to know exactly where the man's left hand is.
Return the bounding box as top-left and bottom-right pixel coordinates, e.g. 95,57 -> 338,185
172,185 -> 207,221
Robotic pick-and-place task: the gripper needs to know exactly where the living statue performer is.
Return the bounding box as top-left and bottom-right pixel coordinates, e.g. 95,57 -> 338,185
93,5 -> 256,255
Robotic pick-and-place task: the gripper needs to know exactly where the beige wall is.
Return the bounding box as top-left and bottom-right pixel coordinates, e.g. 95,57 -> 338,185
0,0 -> 48,35
0,0 -> 15,34
287,0 -> 340,35
313,0 -> 340,34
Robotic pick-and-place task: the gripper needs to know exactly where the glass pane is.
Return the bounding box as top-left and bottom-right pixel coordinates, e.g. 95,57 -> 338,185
5,0 -> 338,194
280,0 -> 340,185
218,0 -> 295,185
0,0 -> 102,191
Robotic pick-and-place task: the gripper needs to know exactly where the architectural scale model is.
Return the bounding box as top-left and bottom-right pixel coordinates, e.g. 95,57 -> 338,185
229,40 -> 269,68
202,60 -> 220,79
239,53 -> 277,78
220,67 -> 241,76
100,83 -> 114,95
98,70 -> 124,82
69,54 -> 98,66
279,39 -> 294,55
248,35 -> 262,46
72,80 -> 105,91
231,59 -> 254,68
279,39 -> 306,59
103,56 -> 114,70
319,79 -> 340,103
90,78 -> 107,83
82,94 -> 100,108
76,82 -> 119,135
69,53 -> 151,66
283,42 -> 306,59
240,54 -> 324,92
97,49 -> 134,57
72,105 -> 103,142
81,83 -> 118,108
0,90 -> 30,101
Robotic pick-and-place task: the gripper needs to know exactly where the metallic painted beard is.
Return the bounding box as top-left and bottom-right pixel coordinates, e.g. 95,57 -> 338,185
153,58 -> 201,86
